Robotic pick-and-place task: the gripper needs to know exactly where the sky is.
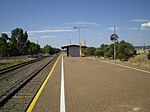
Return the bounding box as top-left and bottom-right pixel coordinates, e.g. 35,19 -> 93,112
0,0 -> 150,48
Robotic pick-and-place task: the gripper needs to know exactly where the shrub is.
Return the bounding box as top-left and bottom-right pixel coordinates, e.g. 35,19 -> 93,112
83,47 -> 96,56
117,41 -> 135,61
94,49 -> 104,57
148,51 -> 150,59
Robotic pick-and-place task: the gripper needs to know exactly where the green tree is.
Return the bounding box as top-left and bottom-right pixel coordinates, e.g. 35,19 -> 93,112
42,45 -> 61,55
100,44 -> 108,51
42,45 -> 53,54
103,44 -> 114,58
21,40 -> 31,55
54,48 -> 61,54
99,41 -> 135,61
117,41 -> 136,61
0,34 -> 9,58
94,49 -> 104,57
11,28 -> 28,55
83,47 -> 96,56
28,42 -> 41,56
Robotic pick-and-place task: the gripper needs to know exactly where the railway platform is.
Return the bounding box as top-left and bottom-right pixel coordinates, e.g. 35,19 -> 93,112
27,54 -> 150,112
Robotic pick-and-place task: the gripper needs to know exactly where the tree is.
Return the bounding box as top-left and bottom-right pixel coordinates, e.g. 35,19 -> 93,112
28,42 -> 41,56
94,49 -> 104,57
0,34 -> 9,58
1,33 -> 10,41
103,44 -> 114,58
42,45 -> 53,54
117,40 -> 136,61
42,45 -> 61,55
100,44 -> 108,51
11,28 -> 28,55
83,47 -> 96,56
99,41 -> 136,61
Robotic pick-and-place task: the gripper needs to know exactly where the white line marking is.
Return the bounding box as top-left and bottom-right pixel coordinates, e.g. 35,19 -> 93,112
132,107 -> 141,111
60,55 -> 66,112
101,60 -> 150,74
129,107 -> 141,112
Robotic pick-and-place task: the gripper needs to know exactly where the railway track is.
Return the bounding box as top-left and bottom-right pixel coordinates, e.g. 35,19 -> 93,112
0,57 -> 43,75
0,55 -> 59,112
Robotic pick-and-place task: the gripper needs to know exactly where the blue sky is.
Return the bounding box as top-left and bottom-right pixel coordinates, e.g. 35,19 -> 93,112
0,0 -> 150,48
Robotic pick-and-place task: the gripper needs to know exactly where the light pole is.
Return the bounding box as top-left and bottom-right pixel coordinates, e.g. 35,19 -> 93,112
68,39 -> 71,45
110,26 -> 119,65
74,26 -> 87,57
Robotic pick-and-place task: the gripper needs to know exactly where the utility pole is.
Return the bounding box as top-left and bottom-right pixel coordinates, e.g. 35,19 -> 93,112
84,39 -> 86,46
68,39 -> 71,45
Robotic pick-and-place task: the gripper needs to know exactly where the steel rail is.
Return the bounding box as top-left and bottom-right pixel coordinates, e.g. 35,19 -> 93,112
0,58 -> 45,75
0,55 -> 59,107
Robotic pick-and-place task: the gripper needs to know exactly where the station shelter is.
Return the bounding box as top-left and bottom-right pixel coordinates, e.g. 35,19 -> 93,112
61,45 -> 87,57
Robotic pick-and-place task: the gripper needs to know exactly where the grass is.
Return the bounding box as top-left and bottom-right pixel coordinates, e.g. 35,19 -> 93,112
98,52 -> 150,72
114,53 -> 150,72
128,54 -> 150,70
0,58 -> 35,70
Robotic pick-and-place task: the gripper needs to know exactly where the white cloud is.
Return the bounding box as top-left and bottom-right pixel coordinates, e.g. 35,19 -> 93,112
106,27 -> 119,31
40,36 -> 56,39
2,31 -> 11,34
46,27 -> 73,29
141,22 -> 150,30
28,29 -> 75,33
28,36 -> 36,39
98,33 -> 103,36
65,21 -> 100,25
128,27 -> 139,30
3,27 -> 75,34
131,19 -> 149,22
28,33 -> 35,36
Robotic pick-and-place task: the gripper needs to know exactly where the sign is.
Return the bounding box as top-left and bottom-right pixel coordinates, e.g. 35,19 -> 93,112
110,34 -> 119,42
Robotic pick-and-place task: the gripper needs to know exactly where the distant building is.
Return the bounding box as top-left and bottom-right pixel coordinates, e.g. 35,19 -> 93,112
134,45 -> 150,54
61,45 -> 87,57
134,45 -> 150,50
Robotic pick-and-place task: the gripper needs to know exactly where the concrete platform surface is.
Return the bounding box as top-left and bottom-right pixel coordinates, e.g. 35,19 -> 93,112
30,55 -> 150,112
64,56 -> 150,112
32,57 -> 61,112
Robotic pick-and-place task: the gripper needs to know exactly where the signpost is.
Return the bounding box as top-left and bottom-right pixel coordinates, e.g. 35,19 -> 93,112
110,26 -> 119,65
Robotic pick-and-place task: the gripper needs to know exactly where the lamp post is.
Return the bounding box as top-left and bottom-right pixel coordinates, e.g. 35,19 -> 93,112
74,26 -> 87,57
68,39 -> 71,45
110,26 -> 119,65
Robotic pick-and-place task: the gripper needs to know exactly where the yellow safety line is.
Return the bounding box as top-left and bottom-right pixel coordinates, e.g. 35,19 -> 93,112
26,56 -> 60,112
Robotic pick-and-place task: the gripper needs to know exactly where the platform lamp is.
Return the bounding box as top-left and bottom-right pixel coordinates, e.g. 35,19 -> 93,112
68,39 -> 71,45
74,26 -> 87,58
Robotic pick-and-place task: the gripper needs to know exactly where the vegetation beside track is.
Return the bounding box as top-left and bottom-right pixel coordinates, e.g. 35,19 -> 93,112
83,40 -> 136,61
0,28 -> 60,58
0,58 -> 36,70
83,40 -> 150,71
125,53 -> 150,71
0,27 -> 61,70
97,53 -> 150,71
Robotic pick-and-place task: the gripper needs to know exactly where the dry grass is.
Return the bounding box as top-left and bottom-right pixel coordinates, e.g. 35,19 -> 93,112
115,53 -> 150,71
128,54 -> 150,70
98,52 -> 150,71
0,58 -> 35,70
